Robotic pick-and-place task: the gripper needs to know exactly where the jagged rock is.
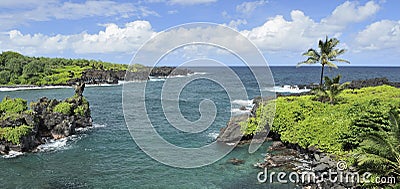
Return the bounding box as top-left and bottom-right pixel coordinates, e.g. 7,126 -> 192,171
313,163 -> 330,172
217,114 -> 248,143
51,119 -> 75,139
0,83 -> 92,154
269,141 -> 286,151
71,67 -> 193,85
348,77 -> 390,89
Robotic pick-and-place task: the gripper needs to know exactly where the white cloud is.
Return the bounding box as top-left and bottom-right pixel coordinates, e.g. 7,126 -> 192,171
0,0 -> 57,8
167,10 -> 178,14
240,1 -> 380,52
354,20 -> 400,51
236,0 -> 267,15
145,0 -> 217,5
321,1 -> 380,30
225,19 -> 248,30
0,1 -> 384,58
0,21 -> 156,55
73,21 -> 156,54
0,1 -> 158,30
167,0 -> 217,5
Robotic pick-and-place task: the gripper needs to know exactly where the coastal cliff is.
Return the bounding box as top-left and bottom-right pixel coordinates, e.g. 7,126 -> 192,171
0,83 -> 92,155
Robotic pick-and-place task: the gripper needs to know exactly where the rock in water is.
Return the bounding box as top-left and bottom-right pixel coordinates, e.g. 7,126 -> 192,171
217,114 -> 249,143
0,83 -> 92,154
74,82 -> 85,97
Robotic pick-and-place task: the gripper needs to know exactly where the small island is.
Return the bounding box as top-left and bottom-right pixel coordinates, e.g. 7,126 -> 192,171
0,83 -> 91,155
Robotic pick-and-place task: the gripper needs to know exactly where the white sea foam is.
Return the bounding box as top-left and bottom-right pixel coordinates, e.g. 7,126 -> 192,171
231,108 -> 251,113
0,85 -> 71,92
264,85 -> 311,94
37,137 -> 70,152
193,72 -> 207,75
207,132 -> 219,139
232,99 -> 254,106
1,150 -> 24,159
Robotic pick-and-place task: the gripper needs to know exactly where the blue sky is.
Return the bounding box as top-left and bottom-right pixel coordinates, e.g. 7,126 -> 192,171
0,0 -> 399,66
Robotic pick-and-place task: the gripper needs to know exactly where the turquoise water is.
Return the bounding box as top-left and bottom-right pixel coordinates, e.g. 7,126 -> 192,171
0,67 -> 399,188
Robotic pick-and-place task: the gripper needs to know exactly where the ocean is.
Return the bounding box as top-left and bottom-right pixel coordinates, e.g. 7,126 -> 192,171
0,66 -> 399,188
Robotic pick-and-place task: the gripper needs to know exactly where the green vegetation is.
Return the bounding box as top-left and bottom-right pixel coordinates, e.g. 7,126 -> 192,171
0,125 -> 32,145
240,102 -> 275,136
313,75 -> 349,104
242,85 -> 400,154
53,102 -> 73,115
297,36 -> 350,85
0,51 -> 128,86
356,111 -> 400,179
0,96 -> 27,114
241,85 -> 400,187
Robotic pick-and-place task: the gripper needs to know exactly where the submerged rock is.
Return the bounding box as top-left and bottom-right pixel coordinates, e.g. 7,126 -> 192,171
228,158 -> 245,165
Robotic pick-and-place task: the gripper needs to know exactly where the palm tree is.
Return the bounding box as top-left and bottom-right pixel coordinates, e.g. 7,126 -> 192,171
357,111 -> 400,179
313,75 -> 349,104
297,36 -> 350,86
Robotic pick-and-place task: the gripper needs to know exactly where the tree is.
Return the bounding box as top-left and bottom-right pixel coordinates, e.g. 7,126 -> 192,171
0,70 -> 11,84
313,75 -> 349,105
356,111 -> 400,183
297,36 -> 350,86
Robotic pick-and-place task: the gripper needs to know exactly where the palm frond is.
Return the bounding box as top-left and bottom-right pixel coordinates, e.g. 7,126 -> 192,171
330,58 -> 350,64
325,61 -> 339,69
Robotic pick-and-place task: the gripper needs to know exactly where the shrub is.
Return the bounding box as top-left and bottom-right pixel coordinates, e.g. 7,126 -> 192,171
74,105 -> 87,116
0,96 -> 27,114
53,102 -> 73,115
0,125 -> 32,145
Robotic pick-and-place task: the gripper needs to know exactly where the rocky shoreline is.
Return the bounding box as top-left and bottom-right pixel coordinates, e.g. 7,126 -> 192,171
0,83 -> 92,156
68,66 -> 193,85
217,77 -> 400,188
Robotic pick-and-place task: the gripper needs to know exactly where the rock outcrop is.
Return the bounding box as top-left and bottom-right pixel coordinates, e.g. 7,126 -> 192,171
68,67 -> 193,85
347,77 -> 400,89
0,83 -> 92,155
217,96 -> 271,144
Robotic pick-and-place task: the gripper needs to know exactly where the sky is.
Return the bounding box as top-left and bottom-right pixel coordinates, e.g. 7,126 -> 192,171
0,0 -> 399,66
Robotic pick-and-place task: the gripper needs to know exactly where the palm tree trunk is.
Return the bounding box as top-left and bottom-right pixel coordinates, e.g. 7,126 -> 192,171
320,65 -> 325,86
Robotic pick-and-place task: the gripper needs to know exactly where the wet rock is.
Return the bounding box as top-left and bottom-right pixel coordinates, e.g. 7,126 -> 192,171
228,158 -> 245,165
239,106 -> 247,111
217,114 -> 248,143
51,119 -> 76,139
313,163 -> 330,172
269,141 -> 286,151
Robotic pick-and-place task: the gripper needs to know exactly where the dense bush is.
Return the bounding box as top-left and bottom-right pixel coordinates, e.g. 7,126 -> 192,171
241,85 -> 400,154
0,96 -> 28,114
53,102 -> 73,115
0,125 -> 32,145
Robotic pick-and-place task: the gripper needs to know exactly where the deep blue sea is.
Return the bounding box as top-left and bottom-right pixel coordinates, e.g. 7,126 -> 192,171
0,67 -> 399,188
